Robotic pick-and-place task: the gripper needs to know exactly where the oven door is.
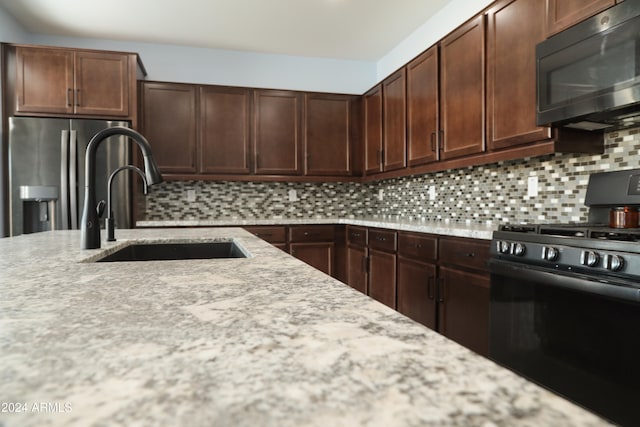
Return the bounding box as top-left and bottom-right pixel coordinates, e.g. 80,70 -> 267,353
489,259 -> 640,426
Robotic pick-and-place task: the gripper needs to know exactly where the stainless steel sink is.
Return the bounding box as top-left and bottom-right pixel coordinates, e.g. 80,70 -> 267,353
95,241 -> 247,262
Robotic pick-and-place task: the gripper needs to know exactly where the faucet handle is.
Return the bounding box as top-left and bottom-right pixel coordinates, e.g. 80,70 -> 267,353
96,200 -> 106,218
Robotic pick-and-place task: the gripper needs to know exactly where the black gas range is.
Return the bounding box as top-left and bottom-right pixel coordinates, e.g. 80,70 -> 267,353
493,223 -> 640,283
489,169 -> 640,426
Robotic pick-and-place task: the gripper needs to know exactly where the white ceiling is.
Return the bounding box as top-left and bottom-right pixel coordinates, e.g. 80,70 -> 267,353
0,0 -> 454,61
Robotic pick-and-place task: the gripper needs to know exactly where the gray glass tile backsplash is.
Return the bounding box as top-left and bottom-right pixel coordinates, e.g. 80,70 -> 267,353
143,128 -> 639,225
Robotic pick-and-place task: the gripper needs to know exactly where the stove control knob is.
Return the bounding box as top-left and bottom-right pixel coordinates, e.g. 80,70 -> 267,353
512,243 -> 526,257
604,254 -> 624,272
498,241 -> 511,254
580,250 -> 600,267
542,246 -> 559,262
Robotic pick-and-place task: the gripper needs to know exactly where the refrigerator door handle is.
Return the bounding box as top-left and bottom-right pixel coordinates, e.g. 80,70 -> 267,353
69,129 -> 79,229
60,130 -> 70,230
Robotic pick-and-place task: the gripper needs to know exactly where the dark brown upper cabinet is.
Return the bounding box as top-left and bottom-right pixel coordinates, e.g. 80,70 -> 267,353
382,69 -> 407,172
142,82 -> 197,174
303,93 -> 354,176
364,84 -> 383,175
253,89 -> 302,175
406,45 -> 439,166
439,14 -> 486,160
200,86 -> 251,174
486,0 -> 551,151
546,0 -> 616,37
13,45 -> 133,118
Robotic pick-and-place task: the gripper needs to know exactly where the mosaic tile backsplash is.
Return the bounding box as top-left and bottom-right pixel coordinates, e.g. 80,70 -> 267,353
143,128 -> 640,225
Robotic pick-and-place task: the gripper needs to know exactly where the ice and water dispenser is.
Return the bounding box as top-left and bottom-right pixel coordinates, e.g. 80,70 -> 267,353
19,185 -> 58,234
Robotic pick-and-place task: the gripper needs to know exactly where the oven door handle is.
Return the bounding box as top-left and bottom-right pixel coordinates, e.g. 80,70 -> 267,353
489,259 -> 640,304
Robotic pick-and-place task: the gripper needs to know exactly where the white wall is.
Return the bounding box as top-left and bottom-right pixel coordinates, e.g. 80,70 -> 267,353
377,0 -> 494,81
27,34 -> 377,94
0,1 -> 495,95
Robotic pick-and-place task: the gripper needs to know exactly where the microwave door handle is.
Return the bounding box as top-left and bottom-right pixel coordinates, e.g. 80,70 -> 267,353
60,130 -> 70,230
69,129 -> 78,229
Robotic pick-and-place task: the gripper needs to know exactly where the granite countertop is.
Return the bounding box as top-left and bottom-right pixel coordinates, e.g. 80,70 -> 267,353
0,228 -> 610,426
136,217 -> 498,240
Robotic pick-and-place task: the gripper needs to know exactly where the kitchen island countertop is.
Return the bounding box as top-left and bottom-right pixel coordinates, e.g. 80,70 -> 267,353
0,228 -> 610,426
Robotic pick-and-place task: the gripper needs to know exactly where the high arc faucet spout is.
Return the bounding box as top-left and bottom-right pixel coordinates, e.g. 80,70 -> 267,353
80,126 -> 162,249
106,165 -> 148,242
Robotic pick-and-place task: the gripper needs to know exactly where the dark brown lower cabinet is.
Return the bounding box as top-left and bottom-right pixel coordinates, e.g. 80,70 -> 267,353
290,226 -> 336,275
438,266 -> 490,355
368,248 -> 397,309
397,257 -> 437,329
437,236 -> 491,356
346,244 -> 368,294
290,242 -> 334,276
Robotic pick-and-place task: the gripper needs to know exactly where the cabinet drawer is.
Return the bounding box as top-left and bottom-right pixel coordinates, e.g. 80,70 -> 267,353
368,229 -> 397,252
346,225 -> 367,247
439,237 -> 490,272
243,226 -> 287,243
398,232 -> 437,261
289,225 -> 335,242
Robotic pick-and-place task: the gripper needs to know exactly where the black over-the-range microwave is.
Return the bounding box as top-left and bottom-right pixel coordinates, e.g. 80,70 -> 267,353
536,0 -> 640,131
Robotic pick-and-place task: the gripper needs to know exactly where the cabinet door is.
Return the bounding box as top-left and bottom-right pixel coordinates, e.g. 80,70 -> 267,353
364,85 -> 383,174
397,257 -> 437,329
382,69 -> 407,171
546,0 -> 615,37
486,0 -> 551,151
438,266 -> 490,356
253,90 -> 302,175
407,46 -> 439,166
200,86 -> 251,174
290,242 -> 334,276
368,249 -> 397,309
142,82 -> 197,174
440,14 -> 485,160
15,47 -> 74,115
304,93 -> 353,176
74,51 -> 129,117
347,245 -> 368,294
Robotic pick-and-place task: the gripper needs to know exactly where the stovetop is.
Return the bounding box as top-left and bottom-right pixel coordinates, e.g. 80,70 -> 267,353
499,223 -> 640,242
493,223 -> 640,279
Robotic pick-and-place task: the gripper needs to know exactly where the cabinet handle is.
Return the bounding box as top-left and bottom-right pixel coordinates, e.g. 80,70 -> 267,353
439,130 -> 444,151
255,153 -> 260,169
430,132 -> 436,152
351,233 -> 361,238
377,236 -> 386,241
303,231 -> 321,237
415,243 -> 422,249
427,276 -> 435,300
437,278 -> 445,303
464,252 -> 476,258
75,89 -> 81,107
66,88 -> 72,107
378,149 -> 383,166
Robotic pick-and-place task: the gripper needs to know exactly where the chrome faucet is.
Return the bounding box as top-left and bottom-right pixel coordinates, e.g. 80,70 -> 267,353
106,165 -> 148,242
81,127 -> 162,249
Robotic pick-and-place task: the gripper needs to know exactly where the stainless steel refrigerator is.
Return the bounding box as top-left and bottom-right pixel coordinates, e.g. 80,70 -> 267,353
8,117 -> 132,236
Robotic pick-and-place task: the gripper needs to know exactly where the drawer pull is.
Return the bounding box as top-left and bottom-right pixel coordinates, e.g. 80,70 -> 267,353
303,231 -> 321,236
464,252 -> 476,258
415,243 -> 422,249
377,237 -> 386,241
351,233 -> 361,238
